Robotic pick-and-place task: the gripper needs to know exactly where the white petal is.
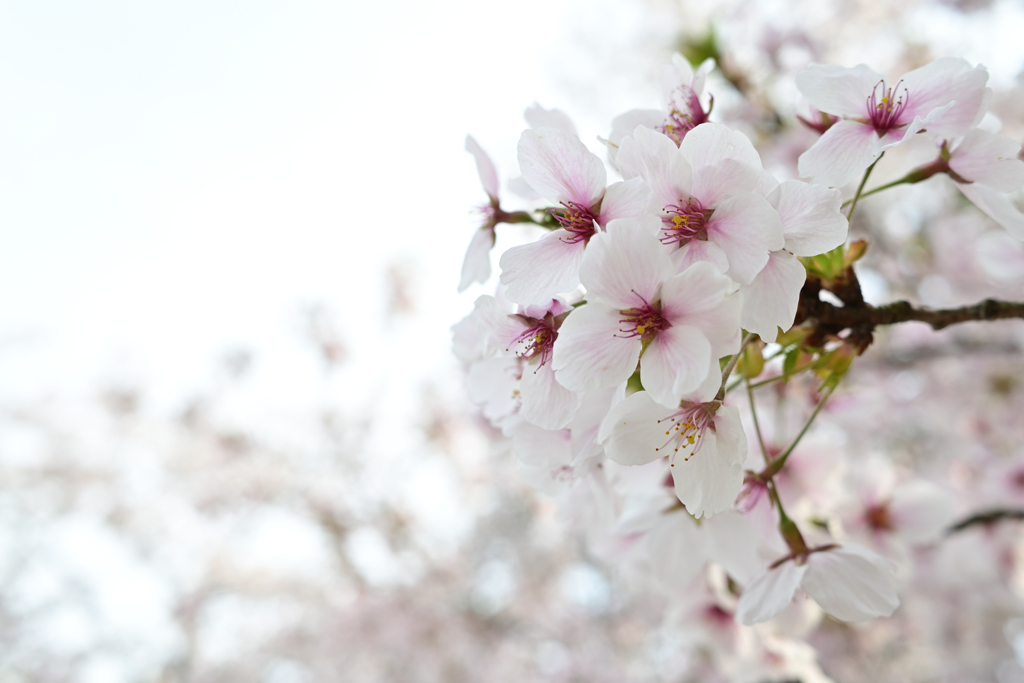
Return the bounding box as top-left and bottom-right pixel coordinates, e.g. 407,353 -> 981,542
520,361 -> 582,430
703,511 -> 766,585
615,125 -> 693,206
471,294 -> 522,353
957,182 -> 1024,240
681,122 -> 763,177
518,127 -> 607,205
465,134 -> 500,199
524,102 -> 579,136
658,52 -> 696,96
671,238 -> 730,274
641,325 -> 712,407
768,180 -> 848,256
511,421 -> 572,467
672,404 -> 746,517
646,510 -> 710,589
705,193 -> 785,284
607,110 -> 666,165
580,217 -> 675,306
950,129 -> 1024,193
802,545 -> 899,622
597,390 -> 675,466
661,262 -> 742,357
597,177 -> 656,224
458,228 -> 495,292
499,229 -> 586,305
467,357 -> 521,423
553,303 -> 642,392
735,560 -> 808,625
740,250 -> 807,343
900,58 -> 989,141
796,63 -> 884,118
798,119 -> 883,188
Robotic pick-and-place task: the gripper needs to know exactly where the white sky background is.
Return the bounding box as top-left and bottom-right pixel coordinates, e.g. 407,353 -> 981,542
0,0 -> 670,422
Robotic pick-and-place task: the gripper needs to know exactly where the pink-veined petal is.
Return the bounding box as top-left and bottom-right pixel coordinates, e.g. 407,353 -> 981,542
691,159 -> 764,207
704,193 -> 784,285
518,127 -> 607,205
950,129 -> 1024,193
802,545 -> 899,622
899,58 -> 989,141
796,63 -> 884,118
615,125 -> 693,206
458,227 -> 495,292
641,324 -> 713,407
472,294 -> 523,353
553,304 -> 642,392
499,229 -> 586,305
681,122 -> 763,176
671,238 -> 730,274
798,119 -> 883,188
740,250 -> 807,343
520,361 -> 582,430
661,262 -> 742,357
957,182 -> 1024,240
580,217 -> 675,307
598,390 -> 675,466
608,109 -> 666,159
465,134 -> 500,199
524,102 -> 579,136
672,404 -> 746,518
596,177 -> 656,225
768,180 -> 848,256
735,559 -> 808,625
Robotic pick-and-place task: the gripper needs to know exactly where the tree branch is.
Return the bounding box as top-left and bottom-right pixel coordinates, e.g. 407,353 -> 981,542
947,508 -> 1024,534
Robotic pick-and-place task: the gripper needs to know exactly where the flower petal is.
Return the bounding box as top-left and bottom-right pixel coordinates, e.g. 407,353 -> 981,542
499,229 -> 586,305
520,361 -> 583,430
956,181 -> 1024,240
802,545 -> 899,622
524,102 -> 579,136
899,58 -> 990,141
768,180 -> 848,256
672,404 -> 746,518
796,63 -> 884,118
950,129 -> 1024,193
615,125 -> 693,207
458,227 -> 495,292
518,127 -> 607,205
465,134 -> 500,199
553,303 -> 642,392
704,193 -> 785,284
580,217 -> 675,307
735,560 -> 808,625
596,177 -> 656,225
671,238 -> 730,274
641,324 -> 712,407
798,119 -> 883,188
660,262 -> 742,358
597,390 -> 675,466
740,250 -> 807,343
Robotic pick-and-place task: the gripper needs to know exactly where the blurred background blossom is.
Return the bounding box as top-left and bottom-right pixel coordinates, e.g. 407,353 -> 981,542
2,0 -> 1024,681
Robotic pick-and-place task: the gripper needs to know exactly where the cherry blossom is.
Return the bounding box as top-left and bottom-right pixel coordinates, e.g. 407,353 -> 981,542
797,58 -> 990,187
499,127 -> 654,305
552,217 -> 742,407
615,123 -> 785,283
459,135 -> 502,292
736,543 -> 899,624
946,128 -> 1024,240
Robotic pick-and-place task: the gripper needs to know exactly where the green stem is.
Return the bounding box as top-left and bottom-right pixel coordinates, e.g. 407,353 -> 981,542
763,380 -> 838,479
745,375 -> 771,465
845,155 -> 882,226
716,332 -> 754,401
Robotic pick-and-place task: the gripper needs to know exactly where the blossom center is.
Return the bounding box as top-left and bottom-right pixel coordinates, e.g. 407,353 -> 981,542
866,80 -> 910,135
551,201 -> 597,244
617,296 -> 669,342
659,86 -> 712,146
864,502 -> 893,532
657,401 -> 717,463
661,198 -> 711,244
510,320 -> 557,367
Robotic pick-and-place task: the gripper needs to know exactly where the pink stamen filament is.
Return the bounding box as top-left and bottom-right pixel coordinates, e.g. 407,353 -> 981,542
659,86 -> 712,146
616,292 -> 669,341
866,79 -> 909,135
661,198 -> 710,245
551,201 -> 597,244
509,322 -> 556,368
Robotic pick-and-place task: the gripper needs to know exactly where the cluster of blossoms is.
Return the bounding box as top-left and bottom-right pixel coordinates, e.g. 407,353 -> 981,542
455,51 -> 1024,680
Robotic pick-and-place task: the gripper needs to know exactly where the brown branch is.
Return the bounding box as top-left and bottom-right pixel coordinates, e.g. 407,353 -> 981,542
948,508 -> 1024,534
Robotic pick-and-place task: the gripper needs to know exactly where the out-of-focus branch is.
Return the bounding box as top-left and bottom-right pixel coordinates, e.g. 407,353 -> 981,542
802,296 -> 1024,332
947,509 -> 1024,534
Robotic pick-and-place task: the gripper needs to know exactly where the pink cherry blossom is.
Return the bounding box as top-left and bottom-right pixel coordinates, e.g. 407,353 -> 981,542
797,58 -> 990,187
552,217 -> 741,407
947,128 -> 1024,240
499,128 -> 654,305
459,135 -> 502,292
615,123 -> 785,284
